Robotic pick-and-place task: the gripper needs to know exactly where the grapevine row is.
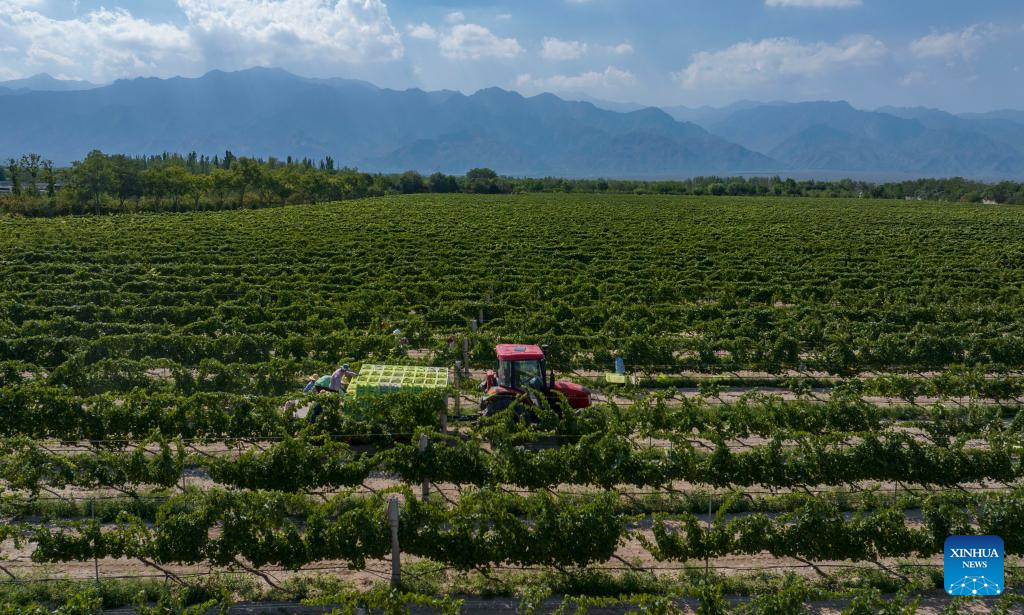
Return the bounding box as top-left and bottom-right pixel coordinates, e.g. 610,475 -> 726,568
9,488 -> 1024,570
3,383 -> 1022,444
3,431 -> 1019,492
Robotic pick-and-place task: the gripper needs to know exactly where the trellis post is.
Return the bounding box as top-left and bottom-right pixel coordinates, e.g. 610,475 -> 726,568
418,434 -> 430,501
453,362 -> 462,423
92,499 -> 100,585
706,490 -> 712,576
388,496 -> 401,588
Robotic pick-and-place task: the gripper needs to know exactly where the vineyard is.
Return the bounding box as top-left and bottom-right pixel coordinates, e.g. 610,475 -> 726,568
3,193 -> 1024,613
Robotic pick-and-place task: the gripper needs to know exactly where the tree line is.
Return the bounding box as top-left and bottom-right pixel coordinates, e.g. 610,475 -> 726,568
2,150 -> 1023,216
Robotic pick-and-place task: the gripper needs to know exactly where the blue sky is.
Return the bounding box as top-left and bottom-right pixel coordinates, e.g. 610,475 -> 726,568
1,0 -> 1021,112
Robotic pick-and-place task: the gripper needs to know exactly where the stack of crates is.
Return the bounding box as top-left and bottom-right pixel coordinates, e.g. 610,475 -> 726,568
348,364 -> 450,398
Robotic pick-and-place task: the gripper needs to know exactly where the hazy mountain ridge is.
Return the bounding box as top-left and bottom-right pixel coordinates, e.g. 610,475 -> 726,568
959,110 -> 1024,125
0,68 -> 775,176
707,101 -> 1024,178
878,106 -> 1024,154
0,73 -> 100,93
2,68 -> 1023,179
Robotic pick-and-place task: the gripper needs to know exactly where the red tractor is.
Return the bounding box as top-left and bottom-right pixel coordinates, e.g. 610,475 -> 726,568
480,344 -> 592,416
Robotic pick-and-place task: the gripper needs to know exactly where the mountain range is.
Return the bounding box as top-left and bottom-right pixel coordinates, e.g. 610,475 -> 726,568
1,68 -> 1023,180
0,73 -> 100,93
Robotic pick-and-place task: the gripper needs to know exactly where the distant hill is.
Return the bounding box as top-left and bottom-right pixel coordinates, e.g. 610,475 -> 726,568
367,89 -> 776,176
879,106 -> 1024,154
2,68 -> 1024,179
959,110 -> 1024,125
0,73 -> 99,92
662,101 -> 768,128
0,68 -> 776,176
558,93 -> 647,114
708,101 -> 1024,178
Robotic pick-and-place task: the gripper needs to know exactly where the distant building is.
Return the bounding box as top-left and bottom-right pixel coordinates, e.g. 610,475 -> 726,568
982,198 -> 998,205
0,181 -> 63,195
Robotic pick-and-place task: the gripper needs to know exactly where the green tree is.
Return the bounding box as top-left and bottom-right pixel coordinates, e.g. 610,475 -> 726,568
465,167 -> 502,194
188,173 -> 211,210
232,158 -> 263,206
19,153 -> 44,196
397,170 -> 425,194
427,172 -> 458,193
72,150 -> 116,212
111,155 -> 144,210
6,158 -> 20,196
163,165 -> 193,210
142,167 -> 169,208
269,166 -> 299,205
41,160 -> 56,198
209,168 -> 232,207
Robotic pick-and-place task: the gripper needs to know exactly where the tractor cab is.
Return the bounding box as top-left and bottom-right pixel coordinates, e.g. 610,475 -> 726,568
481,344 -> 591,416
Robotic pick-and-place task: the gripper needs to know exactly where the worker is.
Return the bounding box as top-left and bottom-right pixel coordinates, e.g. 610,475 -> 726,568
330,364 -> 358,393
303,374 -> 319,394
614,351 -> 626,375
309,374 -> 335,393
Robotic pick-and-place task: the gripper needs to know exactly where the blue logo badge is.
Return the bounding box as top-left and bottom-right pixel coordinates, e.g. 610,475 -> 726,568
944,535 -> 1004,596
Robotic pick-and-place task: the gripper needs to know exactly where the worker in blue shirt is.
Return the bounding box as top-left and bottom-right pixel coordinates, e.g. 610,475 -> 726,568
614,351 -> 625,375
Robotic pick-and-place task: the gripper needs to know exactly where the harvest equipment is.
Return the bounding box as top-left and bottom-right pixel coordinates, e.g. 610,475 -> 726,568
480,344 -> 592,416
347,364 -> 450,398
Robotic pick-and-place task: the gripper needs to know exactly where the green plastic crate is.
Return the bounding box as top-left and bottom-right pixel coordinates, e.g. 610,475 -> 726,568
348,364 -> 450,398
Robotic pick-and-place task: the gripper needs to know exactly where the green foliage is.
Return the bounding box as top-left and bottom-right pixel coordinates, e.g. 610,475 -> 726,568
304,587 -> 463,615
737,576 -> 808,615
4,192 -> 1024,613
694,582 -> 728,615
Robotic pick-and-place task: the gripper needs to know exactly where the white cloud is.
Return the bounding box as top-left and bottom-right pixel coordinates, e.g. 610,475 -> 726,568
406,22 -> 437,41
495,13 -> 512,21
539,37 -> 634,60
518,65 -> 635,91
674,35 -> 887,89
899,70 -> 927,87
765,0 -> 861,7
909,24 -> 989,63
610,42 -> 633,55
541,37 -> 588,61
179,0 -> 403,64
0,0 -> 404,82
445,11 -> 465,24
0,4 -> 194,81
440,23 -> 522,60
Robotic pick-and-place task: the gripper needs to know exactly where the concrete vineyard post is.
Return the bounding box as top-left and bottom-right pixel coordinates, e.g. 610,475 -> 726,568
418,434 -> 430,501
388,496 -> 400,588
92,499 -> 99,585
463,337 -> 470,373
471,318 -> 478,333
706,491 -> 712,576
453,362 -> 462,421
440,394 -> 448,434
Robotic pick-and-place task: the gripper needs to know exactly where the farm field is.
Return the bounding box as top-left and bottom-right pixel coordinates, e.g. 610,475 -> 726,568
3,193 -> 1024,613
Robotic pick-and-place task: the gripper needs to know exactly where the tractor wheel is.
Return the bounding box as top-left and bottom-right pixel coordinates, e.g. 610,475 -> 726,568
482,396 -> 513,417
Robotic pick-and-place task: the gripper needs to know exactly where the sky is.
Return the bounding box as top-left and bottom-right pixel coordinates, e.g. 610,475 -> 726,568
0,0 -> 1022,112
